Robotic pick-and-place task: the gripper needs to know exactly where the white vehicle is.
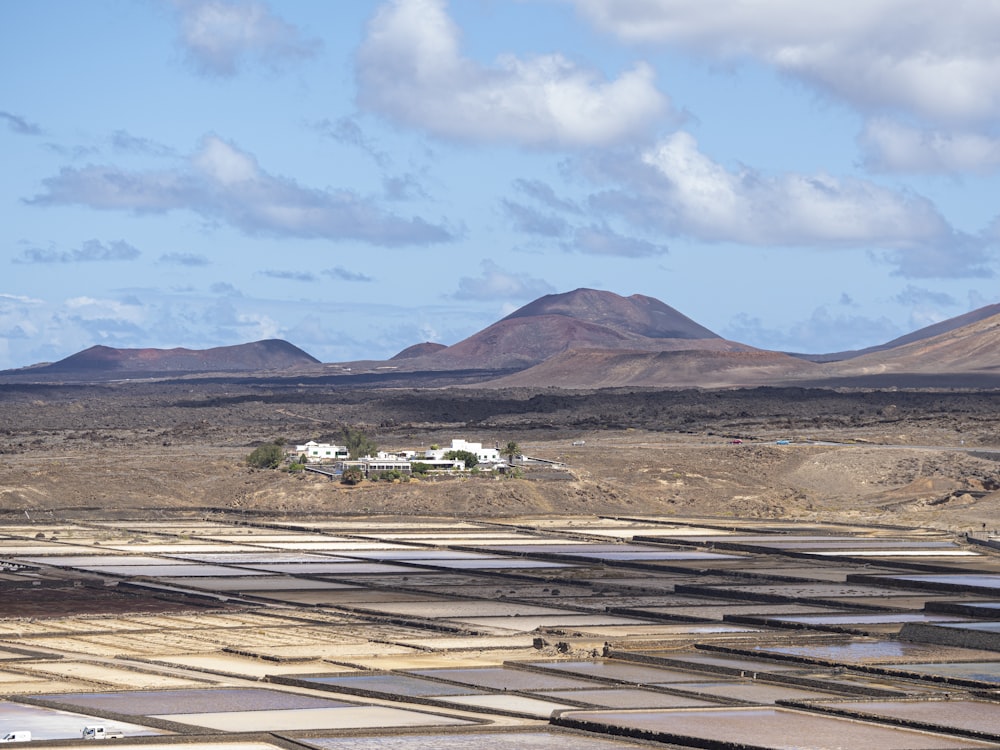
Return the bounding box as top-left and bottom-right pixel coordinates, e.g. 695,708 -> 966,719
0,731 -> 31,743
81,726 -> 125,740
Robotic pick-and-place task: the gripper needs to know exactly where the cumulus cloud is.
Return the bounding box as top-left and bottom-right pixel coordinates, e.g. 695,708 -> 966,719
0,111 -> 42,136
15,239 -> 141,264
584,131 -> 989,276
635,132 -> 949,245
859,118 -> 1000,174
29,135 -> 453,246
567,0 -> 1000,126
565,225 -> 667,257
453,260 -> 555,300
357,0 -> 669,147
170,0 -> 320,76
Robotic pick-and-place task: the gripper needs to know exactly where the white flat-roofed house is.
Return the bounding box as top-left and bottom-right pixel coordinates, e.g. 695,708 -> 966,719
338,458 -> 412,477
423,439 -> 500,465
293,441 -> 349,462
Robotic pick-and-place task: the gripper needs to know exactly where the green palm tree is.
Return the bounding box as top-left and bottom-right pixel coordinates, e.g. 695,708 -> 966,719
501,441 -> 520,464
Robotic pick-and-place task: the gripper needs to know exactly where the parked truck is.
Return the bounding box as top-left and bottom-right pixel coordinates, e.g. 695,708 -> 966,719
0,731 -> 31,743
81,726 -> 124,740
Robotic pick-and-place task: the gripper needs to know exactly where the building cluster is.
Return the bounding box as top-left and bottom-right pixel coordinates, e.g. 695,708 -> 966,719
289,438 -> 508,478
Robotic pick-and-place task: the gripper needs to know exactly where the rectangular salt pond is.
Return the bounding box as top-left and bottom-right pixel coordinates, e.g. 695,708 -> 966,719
563,550 -> 742,562
884,661 -> 1000,684
557,706 -> 999,749
0,701 -> 161,741
302,674 -> 488,697
750,640 -> 979,664
885,574 -> 1000,591
77,563 -> 273,577
340,600 -> 572,618
525,660 -> 712,685
156,576 -> 359,591
452,615 -> 656,632
764,612 -> 969,626
35,687 -> 352,715
304,729 -> 664,749
156,705 -> 474,732
435,694 -> 578,718
821,698 -> 1000,737
535,688 -> 721,709
409,667 -> 606,691
400,558 -> 576,570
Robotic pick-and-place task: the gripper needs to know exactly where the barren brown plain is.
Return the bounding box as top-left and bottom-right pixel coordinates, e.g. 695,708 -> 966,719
2,380 -> 999,533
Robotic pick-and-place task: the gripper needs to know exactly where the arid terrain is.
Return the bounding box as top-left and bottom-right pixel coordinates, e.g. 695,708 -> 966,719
2,380 -> 999,533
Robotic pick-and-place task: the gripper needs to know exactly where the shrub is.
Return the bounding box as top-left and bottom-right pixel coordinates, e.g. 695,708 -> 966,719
246,443 -> 284,469
341,467 -> 364,485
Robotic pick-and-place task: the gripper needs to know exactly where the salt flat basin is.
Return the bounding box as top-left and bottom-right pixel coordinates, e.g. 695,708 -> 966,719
820,698 -> 1000,737
435,693 -> 579,718
305,729 -> 661,749
557,706 -> 999,749
752,640 -> 996,664
154,705 -> 473,732
0,701 -> 160,742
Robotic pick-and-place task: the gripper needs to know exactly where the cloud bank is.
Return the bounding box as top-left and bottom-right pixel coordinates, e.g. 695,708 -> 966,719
29,135 -> 453,246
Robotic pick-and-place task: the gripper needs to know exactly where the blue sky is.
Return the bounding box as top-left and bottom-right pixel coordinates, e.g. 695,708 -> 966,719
3,0 -> 999,369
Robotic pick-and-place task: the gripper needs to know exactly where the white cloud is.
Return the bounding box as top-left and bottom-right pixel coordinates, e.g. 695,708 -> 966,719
357,0 -> 669,147
30,135 -> 453,246
170,0 -> 320,76
566,0 -> 1000,126
859,118 -> 1000,174
583,131 -> 990,276
624,131 -> 950,246
454,260 -> 555,300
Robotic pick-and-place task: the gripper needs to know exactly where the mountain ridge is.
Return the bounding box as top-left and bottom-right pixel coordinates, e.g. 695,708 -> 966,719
4,289 -> 1000,389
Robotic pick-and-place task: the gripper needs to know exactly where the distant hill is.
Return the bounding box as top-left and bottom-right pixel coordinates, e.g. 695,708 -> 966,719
827,308 -> 1000,378
28,339 -> 319,378
421,288 -> 742,370
390,342 -> 447,360
5,290 -> 1000,390
792,303 -> 1000,363
504,288 -> 720,339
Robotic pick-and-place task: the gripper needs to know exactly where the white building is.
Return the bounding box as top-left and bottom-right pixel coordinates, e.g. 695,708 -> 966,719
292,441 -> 349,462
423,439 -> 501,465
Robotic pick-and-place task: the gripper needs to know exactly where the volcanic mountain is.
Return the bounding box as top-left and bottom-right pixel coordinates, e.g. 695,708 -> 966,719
793,302 -> 1000,363
826,309 -> 1000,382
421,288 -> 747,371
489,301 -> 1000,388
30,339 -> 319,378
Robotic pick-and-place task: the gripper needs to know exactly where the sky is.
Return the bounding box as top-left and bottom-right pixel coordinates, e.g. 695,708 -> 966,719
3,0 -> 1000,370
